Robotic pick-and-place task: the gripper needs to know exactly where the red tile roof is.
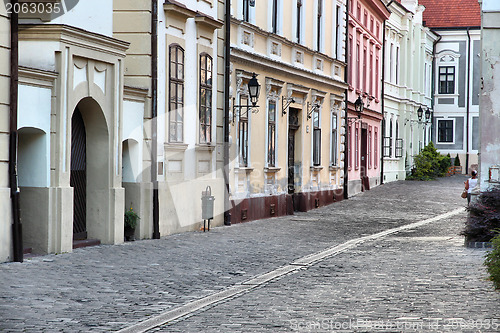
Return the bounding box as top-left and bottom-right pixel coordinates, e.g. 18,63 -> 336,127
420,0 -> 481,28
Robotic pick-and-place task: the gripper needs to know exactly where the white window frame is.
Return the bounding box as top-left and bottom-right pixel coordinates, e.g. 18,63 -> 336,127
437,118 -> 455,144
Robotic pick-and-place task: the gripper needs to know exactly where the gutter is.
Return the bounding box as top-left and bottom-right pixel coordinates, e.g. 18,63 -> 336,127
9,0 -> 22,262
431,33 -> 442,146
223,0 -> 231,225
466,27 -> 471,174
343,0 -> 350,200
380,18 -> 388,185
151,0 -> 160,239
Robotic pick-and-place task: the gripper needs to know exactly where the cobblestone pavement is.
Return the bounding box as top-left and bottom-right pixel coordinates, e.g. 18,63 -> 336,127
1,175 -> 499,332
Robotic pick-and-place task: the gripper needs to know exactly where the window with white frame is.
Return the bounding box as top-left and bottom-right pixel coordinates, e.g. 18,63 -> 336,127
313,107 -> 321,166
437,119 -> 454,143
267,100 -> 276,166
272,0 -> 279,34
396,46 -> 400,85
439,66 -> 455,94
331,112 -> 337,166
355,123 -> 359,169
368,126 -> 372,168
169,44 -> 184,143
238,95 -> 249,166
316,0 -> 323,52
243,0 -> 250,22
199,53 -> 212,144
335,4 -> 341,59
296,0 -> 303,44
374,127 -> 378,168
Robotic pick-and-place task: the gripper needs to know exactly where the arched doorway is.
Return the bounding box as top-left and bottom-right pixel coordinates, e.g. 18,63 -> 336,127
71,98 -> 110,242
71,107 -> 87,240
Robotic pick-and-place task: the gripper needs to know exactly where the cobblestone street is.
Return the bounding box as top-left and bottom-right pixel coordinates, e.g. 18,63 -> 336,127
2,176 -> 499,332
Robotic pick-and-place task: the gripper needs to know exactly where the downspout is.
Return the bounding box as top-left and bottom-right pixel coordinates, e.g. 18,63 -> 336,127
465,27 -> 471,174
380,19 -> 387,185
9,0 -> 22,262
380,1 -> 393,185
223,0 -> 231,225
431,34 -> 441,145
343,0 -> 350,200
151,0 -> 160,239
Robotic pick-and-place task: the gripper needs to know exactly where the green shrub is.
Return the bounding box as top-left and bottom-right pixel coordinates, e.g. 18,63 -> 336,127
124,207 -> 140,229
454,154 -> 461,166
462,187 -> 500,242
407,142 -> 451,180
485,231 -> 500,290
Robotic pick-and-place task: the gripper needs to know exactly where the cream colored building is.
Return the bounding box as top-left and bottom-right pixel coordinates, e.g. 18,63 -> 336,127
382,0 -> 437,183
0,4 -> 11,262
15,0 -> 128,256
158,0 -> 225,234
229,0 -> 348,222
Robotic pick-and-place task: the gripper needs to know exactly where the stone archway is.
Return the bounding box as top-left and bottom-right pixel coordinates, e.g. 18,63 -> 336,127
72,97 -> 110,242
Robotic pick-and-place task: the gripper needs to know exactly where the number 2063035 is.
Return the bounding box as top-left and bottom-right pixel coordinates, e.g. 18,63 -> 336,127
6,2 -> 61,14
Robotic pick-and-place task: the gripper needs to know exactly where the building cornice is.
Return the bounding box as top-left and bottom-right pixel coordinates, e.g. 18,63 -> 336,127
19,24 -> 129,58
231,47 -> 348,91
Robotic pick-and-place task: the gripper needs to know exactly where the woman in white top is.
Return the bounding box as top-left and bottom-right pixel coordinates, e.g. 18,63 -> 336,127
465,170 -> 478,205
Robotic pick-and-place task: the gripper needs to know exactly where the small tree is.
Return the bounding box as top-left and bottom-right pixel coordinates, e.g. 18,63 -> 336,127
407,142 -> 451,180
454,154 -> 461,166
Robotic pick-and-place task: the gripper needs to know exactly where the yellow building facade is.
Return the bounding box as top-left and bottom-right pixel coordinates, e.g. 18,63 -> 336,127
229,0 -> 348,222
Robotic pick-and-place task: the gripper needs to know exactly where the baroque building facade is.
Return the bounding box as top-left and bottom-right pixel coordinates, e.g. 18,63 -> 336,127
420,0 -> 481,175
382,0 -> 437,183
228,0 -> 348,222
346,0 -> 390,195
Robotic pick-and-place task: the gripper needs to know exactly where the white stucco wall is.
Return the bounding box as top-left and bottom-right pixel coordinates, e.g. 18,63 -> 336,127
17,84 -> 51,187
123,100 -> 144,182
50,0 -> 113,37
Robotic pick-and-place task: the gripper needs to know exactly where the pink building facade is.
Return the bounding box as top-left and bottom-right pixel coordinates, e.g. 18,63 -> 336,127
347,0 -> 390,195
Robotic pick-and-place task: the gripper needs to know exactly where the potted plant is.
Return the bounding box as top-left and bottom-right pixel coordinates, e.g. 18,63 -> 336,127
124,205 -> 140,241
454,154 -> 462,174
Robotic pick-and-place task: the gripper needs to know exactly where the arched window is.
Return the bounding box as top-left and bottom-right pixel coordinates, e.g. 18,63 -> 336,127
199,53 -> 213,143
169,44 -> 184,143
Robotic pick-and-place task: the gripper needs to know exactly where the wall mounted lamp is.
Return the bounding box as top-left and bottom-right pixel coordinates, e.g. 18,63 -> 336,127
232,73 -> 261,122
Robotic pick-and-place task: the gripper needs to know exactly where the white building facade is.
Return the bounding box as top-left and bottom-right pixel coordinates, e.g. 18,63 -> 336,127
382,0 -> 437,183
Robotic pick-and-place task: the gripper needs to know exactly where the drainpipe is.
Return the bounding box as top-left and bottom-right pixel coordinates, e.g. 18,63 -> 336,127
431,34 -> 441,145
343,0 -> 350,200
223,0 -> 231,225
9,0 -> 22,262
151,0 -> 160,239
380,18 -> 387,185
465,27 -> 471,174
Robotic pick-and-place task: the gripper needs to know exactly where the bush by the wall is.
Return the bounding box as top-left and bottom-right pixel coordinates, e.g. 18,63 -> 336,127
407,142 -> 451,180
462,187 -> 500,242
454,154 -> 461,166
485,231 -> 500,290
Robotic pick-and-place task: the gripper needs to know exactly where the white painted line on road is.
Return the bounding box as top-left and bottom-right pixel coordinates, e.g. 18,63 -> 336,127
116,207 -> 465,333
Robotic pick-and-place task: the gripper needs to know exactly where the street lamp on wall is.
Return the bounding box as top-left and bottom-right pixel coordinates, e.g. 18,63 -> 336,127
233,72 -> 260,122
417,106 -> 423,122
425,107 -> 432,123
247,73 -> 260,107
348,95 -> 365,124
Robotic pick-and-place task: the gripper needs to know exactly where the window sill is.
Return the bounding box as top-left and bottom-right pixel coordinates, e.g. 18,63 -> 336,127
264,167 -> 281,173
165,142 -> 188,151
329,165 -> 341,171
195,143 -> 216,152
235,166 -> 254,173
310,166 -> 323,171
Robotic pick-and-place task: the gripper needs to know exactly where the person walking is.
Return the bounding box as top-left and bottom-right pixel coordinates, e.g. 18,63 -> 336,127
464,170 -> 478,205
